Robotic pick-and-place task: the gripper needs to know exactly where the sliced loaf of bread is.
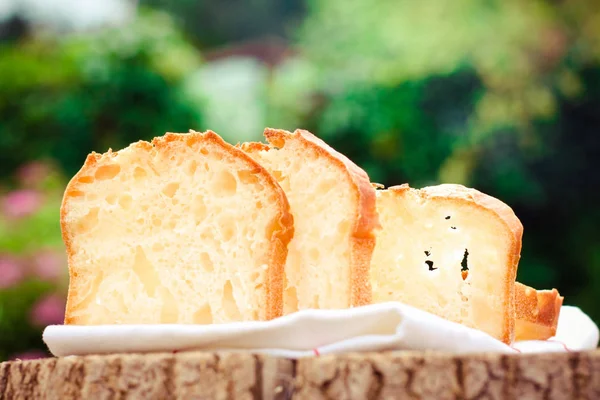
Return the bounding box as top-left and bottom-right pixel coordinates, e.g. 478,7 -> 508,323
370,184 -> 523,344
515,282 -> 563,341
61,130 -> 293,325
240,128 -> 379,313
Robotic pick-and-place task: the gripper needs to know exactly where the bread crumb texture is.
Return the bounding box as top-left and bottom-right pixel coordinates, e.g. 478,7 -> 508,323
370,184 -> 523,343
61,131 -> 293,325
241,128 -> 378,314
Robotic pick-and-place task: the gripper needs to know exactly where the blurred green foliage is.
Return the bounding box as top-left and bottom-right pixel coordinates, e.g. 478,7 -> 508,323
0,280 -> 56,361
0,189 -> 63,254
141,0 -> 305,47
2,0 -> 600,360
0,161 -> 68,360
0,8 -> 204,178
0,8 -> 206,360
292,0 -> 600,319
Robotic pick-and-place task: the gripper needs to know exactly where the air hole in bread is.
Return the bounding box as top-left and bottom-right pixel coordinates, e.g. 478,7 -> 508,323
186,160 -> 198,176
133,167 -> 147,180
152,243 -> 163,252
193,303 -> 213,324
192,196 -> 207,221
118,194 -> 133,210
110,290 -> 129,315
200,148 -> 209,156
73,271 -> 104,313
200,252 -> 214,273
461,249 -> 469,270
213,153 -> 224,161
159,287 -> 179,323
437,296 -> 449,308
250,271 -> 260,283
94,164 -> 121,180
237,169 -> 260,185
280,177 -> 292,192
76,207 -> 99,233
132,246 -> 160,297
166,219 -> 176,230
270,170 -> 290,191
461,248 -> 469,280
78,176 -> 94,184
152,218 -> 162,227
316,179 -> 337,194
308,248 -> 320,261
313,294 -> 320,307
271,170 -> 283,181
255,201 -> 263,210
222,225 -> 235,242
269,136 -> 286,149
68,189 -> 85,197
162,182 -> 180,198
284,286 -> 298,313
425,260 -> 437,271
213,170 -> 237,196
222,280 -> 241,320
337,219 -> 352,236
106,194 -> 117,205
199,231 -> 211,241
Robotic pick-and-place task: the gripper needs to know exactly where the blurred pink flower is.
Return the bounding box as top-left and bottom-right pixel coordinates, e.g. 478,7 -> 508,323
30,294 -> 65,327
9,350 -> 48,361
0,255 -> 24,288
2,189 -> 42,218
16,161 -> 52,188
31,249 -> 66,281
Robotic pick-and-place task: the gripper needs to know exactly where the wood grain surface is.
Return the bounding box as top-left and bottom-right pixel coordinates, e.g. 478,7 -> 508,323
2,350 -> 600,399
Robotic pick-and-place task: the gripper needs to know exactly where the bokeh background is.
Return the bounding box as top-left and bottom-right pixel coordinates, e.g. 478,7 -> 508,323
1,0 -> 599,361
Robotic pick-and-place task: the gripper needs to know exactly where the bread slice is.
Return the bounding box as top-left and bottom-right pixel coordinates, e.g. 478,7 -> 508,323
514,282 -> 563,341
240,128 -> 379,313
370,184 -> 523,344
61,130 -> 293,325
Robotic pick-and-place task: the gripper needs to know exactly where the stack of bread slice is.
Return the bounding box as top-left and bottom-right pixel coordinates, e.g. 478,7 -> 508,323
60,128 -> 562,345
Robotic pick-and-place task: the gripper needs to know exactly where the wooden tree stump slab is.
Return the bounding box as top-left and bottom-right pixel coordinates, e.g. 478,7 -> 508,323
2,350 -> 600,399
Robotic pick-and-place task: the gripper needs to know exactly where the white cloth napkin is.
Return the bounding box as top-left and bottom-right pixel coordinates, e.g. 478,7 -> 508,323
43,302 -> 598,359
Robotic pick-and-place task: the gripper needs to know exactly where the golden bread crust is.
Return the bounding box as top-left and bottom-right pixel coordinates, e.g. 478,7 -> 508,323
386,183 -> 523,344
243,128 -> 380,307
514,282 -> 563,341
61,130 -> 294,323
